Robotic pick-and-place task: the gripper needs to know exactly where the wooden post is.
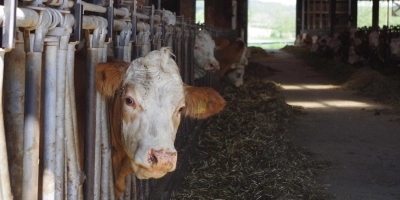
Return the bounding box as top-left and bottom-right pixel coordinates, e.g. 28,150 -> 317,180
330,0 -> 336,34
372,0 -> 379,29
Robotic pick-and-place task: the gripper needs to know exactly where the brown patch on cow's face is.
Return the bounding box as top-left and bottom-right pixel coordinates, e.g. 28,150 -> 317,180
172,98 -> 185,134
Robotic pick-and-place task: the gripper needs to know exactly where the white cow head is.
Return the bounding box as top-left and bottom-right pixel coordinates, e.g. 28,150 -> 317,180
194,29 -> 220,79
163,10 -> 176,25
96,48 -> 226,186
390,38 -> 400,57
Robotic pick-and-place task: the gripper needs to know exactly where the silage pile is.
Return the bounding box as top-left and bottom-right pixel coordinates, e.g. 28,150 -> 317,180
248,46 -> 269,59
282,46 -> 400,110
171,61 -> 331,199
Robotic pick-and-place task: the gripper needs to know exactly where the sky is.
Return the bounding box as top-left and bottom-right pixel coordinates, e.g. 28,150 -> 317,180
257,0 -> 296,6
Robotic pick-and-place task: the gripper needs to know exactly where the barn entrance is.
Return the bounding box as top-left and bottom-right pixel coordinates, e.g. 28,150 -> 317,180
247,0 -> 296,49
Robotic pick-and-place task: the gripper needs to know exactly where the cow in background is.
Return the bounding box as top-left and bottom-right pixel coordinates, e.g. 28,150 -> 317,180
194,29 -> 220,79
75,48 -> 226,197
310,35 -> 319,52
301,32 -> 312,47
294,34 -> 302,47
214,37 -> 248,87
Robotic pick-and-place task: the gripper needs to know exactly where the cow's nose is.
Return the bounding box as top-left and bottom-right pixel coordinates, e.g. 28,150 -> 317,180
147,149 -> 177,171
209,62 -> 220,70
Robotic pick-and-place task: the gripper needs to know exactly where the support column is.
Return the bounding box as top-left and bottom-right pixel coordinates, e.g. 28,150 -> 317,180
330,0 -> 336,34
350,0 -> 358,28
372,0 -> 379,30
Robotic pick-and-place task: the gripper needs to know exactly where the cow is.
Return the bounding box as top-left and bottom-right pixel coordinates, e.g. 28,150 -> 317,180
294,34 -> 302,47
390,38 -> 400,58
214,37 -> 247,87
75,47 -> 226,197
194,29 -> 220,79
310,35 -> 319,52
300,32 -> 312,47
226,47 -> 250,87
347,45 -> 365,64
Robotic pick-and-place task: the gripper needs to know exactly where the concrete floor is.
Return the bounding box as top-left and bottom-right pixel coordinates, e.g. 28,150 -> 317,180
254,50 -> 400,200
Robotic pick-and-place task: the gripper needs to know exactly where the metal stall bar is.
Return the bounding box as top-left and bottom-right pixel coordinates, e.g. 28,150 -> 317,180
0,0 -> 17,198
22,9 -> 51,200
81,15 -> 101,200
0,6 -> 40,200
3,32 -> 25,200
42,36 -> 59,199
131,0 -> 139,59
65,41 -> 82,200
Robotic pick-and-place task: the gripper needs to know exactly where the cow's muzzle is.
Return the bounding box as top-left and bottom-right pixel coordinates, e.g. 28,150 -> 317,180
147,148 -> 177,172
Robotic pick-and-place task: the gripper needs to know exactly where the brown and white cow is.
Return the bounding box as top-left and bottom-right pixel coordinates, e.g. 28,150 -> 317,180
194,29 -> 220,79
214,37 -> 247,87
76,48 -> 225,197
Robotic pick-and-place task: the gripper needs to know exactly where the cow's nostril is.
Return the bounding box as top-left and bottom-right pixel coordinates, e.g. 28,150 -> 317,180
209,63 -> 215,69
148,150 -> 158,165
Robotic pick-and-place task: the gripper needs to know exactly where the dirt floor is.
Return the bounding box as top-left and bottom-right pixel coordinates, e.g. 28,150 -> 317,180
257,50 -> 400,200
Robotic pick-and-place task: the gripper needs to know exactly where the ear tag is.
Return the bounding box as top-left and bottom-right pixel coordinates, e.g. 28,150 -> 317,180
194,101 -> 207,114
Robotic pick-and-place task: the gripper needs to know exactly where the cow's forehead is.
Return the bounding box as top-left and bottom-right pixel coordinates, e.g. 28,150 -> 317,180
196,30 -> 215,47
123,48 -> 184,109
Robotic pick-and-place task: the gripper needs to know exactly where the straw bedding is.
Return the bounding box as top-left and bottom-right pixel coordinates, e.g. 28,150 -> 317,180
171,51 -> 332,199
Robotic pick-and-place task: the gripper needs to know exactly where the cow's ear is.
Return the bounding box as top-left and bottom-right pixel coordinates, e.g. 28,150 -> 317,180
96,61 -> 129,98
182,84 -> 226,119
214,38 -> 230,51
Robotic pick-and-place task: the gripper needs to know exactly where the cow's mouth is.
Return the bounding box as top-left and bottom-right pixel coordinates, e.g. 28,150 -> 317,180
135,166 -> 169,179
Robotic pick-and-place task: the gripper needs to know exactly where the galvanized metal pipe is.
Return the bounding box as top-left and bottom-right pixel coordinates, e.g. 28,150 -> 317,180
115,36 -> 124,60
3,39 -> 25,200
0,6 -> 39,27
100,96 -> 111,200
94,91 -> 102,200
42,39 -> 59,200
0,50 -> 13,200
109,163 -> 115,200
66,42 -> 81,200
22,50 -> 42,200
67,1 -> 131,18
123,175 -> 131,200
55,35 -> 69,199
83,47 -> 99,200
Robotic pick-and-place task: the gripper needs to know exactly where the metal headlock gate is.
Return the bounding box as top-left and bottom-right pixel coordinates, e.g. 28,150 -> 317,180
0,0 -> 237,199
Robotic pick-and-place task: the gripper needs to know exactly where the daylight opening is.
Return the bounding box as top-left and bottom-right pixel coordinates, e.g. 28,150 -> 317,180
286,100 -> 373,109
281,84 -> 340,90
195,0 -> 205,24
247,0 -> 296,49
358,1 -> 400,28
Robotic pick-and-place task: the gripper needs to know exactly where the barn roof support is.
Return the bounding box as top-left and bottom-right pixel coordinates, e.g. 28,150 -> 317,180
372,0 -> 379,29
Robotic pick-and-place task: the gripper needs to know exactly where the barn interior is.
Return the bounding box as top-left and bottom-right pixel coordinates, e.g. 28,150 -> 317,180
0,0 -> 400,199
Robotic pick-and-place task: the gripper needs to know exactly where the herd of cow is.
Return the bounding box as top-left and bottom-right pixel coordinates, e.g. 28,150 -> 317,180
294,26 -> 400,69
74,29 -> 250,197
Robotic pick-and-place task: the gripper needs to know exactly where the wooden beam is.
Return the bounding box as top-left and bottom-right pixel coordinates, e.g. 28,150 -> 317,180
330,0 -> 336,34
372,0 -> 379,29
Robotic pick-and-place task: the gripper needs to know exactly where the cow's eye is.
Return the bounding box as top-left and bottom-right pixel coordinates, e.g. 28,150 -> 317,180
178,106 -> 185,112
125,97 -> 135,106
194,46 -> 199,50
